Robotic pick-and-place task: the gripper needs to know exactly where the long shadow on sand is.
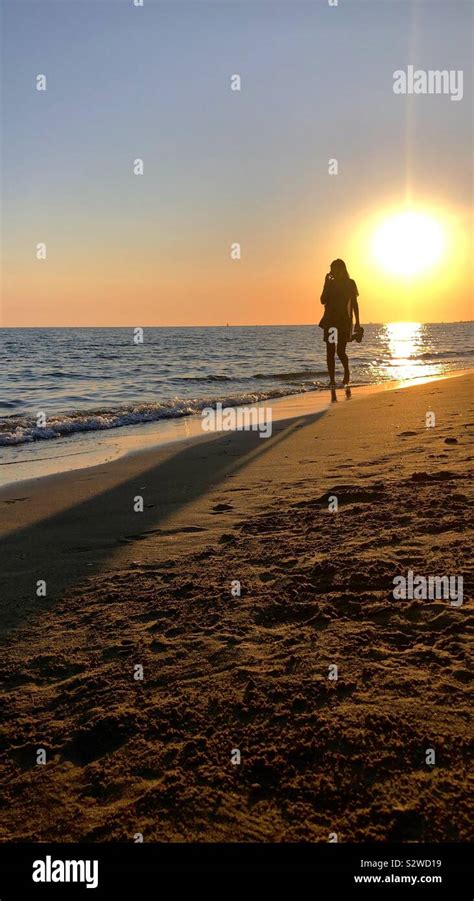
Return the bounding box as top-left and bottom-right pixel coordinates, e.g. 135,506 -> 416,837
0,410 -> 326,638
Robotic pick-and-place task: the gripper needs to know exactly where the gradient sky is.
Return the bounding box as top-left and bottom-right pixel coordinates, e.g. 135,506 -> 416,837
1,0 -> 472,326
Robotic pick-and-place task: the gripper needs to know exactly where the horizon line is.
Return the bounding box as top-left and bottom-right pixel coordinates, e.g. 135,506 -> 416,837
1,320 -> 473,330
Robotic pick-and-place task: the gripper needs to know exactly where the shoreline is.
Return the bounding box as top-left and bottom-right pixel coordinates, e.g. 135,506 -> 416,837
1,367 -> 472,489
0,370 -> 472,840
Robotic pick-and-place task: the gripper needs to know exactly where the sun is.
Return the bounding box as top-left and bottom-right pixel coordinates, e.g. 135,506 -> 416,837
371,210 -> 446,277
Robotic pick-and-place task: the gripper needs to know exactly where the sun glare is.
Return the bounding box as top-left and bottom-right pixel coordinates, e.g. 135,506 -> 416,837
371,210 -> 446,277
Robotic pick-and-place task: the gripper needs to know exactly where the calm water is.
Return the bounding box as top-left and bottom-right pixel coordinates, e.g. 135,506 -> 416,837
1,323 -> 473,449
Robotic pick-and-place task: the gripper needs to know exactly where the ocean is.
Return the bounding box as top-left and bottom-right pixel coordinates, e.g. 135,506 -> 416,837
1,322 -> 473,455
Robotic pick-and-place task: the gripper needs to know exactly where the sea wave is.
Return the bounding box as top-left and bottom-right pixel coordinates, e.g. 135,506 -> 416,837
254,369 -> 328,381
416,349 -> 473,360
0,384 -> 328,446
174,368 -> 328,383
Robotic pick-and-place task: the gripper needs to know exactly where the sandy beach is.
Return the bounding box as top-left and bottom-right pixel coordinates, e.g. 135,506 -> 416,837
0,372 -> 472,842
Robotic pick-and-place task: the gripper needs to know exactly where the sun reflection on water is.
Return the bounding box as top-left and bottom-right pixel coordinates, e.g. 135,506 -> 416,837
379,321 -> 446,382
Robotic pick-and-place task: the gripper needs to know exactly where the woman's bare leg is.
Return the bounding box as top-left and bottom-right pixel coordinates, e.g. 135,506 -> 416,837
337,340 -> 350,384
326,342 -> 336,383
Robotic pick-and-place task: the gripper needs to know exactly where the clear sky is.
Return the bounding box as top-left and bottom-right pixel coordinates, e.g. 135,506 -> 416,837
1,0 -> 472,326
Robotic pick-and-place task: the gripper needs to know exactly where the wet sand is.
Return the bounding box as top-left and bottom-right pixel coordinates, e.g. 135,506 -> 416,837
0,372 -> 472,841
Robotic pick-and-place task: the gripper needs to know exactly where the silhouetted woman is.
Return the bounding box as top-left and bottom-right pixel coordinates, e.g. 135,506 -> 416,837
319,259 -> 361,387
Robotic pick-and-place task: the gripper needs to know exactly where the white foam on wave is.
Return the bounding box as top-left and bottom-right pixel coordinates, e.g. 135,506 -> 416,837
0,385 -> 325,447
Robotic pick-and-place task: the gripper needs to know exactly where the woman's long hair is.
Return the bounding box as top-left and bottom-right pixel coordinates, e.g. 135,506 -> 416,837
330,259 -> 350,280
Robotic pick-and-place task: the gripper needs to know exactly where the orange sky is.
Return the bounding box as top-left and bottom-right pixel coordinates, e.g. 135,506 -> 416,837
2,196 -> 472,326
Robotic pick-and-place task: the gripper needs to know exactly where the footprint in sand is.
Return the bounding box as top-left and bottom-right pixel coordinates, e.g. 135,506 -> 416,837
410,470 -> 461,482
62,715 -> 134,765
211,503 -> 234,514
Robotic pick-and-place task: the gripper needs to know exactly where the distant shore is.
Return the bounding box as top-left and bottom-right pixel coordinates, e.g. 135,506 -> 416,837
0,371 -> 472,840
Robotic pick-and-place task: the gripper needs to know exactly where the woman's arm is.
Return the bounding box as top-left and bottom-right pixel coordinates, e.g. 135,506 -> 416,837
320,274 -> 331,304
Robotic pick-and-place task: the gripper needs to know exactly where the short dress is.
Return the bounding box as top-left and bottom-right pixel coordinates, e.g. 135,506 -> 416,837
319,278 -> 358,344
